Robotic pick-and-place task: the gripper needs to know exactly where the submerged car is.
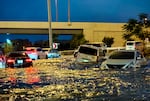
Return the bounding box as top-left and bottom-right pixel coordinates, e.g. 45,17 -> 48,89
5,51 -> 33,68
47,49 -> 61,58
100,50 -> 147,70
75,45 -> 105,65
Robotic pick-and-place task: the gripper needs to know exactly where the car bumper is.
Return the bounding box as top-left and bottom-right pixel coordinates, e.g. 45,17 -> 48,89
6,63 -> 33,68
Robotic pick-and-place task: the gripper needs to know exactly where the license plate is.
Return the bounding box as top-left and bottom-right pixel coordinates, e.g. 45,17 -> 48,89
17,60 -> 23,64
83,59 -> 89,62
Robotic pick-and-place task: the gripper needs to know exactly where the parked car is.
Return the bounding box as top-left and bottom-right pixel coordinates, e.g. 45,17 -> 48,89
25,47 -> 47,60
100,50 -> 147,70
47,49 -> 61,58
5,51 -> 33,68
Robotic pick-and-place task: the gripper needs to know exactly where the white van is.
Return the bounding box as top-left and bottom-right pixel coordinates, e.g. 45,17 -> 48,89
75,44 -> 105,64
126,41 -> 143,51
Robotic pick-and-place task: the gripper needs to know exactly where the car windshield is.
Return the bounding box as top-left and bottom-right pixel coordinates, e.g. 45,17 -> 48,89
109,51 -> 135,59
8,52 -> 27,57
126,42 -> 134,45
78,46 -> 97,56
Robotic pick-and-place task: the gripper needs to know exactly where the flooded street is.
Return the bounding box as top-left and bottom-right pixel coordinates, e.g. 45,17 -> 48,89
0,56 -> 150,101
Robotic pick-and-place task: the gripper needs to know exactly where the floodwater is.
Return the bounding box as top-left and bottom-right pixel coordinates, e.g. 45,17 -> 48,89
0,56 -> 150,101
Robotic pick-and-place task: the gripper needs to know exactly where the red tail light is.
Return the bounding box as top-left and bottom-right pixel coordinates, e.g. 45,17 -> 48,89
25,58 -> 32,62
7,59 -> 15,63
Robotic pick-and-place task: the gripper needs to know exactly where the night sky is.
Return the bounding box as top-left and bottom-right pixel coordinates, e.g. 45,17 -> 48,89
0,0 -> 150,42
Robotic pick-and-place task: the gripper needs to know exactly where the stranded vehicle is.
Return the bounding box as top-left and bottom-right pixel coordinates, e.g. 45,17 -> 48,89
73,44 -> 106,68
125,41 -> 144,52
5,51 -> 33,68
86,42 -> 107,55
74,42 -> 107,58
47,49 -> 61,58
100,50 -> 147,70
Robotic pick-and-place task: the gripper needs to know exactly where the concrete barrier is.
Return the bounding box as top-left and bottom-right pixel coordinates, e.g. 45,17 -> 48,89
60,50 -> 74,55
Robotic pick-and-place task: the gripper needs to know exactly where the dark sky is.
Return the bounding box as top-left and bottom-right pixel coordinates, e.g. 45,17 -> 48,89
0,0 -> 150,22
0,0 -> 150,42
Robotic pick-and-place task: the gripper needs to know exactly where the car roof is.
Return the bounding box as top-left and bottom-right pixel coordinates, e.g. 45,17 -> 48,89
116,50 -> 139,52
79,44 -> 102,50
7,51 -> 26,54
6,51 -> 28,57
109,50 -> 141,55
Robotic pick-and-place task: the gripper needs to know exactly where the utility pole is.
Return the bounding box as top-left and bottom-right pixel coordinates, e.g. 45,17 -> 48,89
47,0 -> 53,49
55,0 -> 58,21
68,0 -> 71,25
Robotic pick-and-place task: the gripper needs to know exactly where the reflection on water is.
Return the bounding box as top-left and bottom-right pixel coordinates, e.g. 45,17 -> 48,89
0,58 -> 150,101
5,67 -> 40,85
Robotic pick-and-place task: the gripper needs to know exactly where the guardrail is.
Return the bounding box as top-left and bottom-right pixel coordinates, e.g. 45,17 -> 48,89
60,47 -> 126,56
60,50 -> 74,55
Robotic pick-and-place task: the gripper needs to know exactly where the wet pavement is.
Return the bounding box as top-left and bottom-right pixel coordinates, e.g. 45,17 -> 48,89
0,56 -> 150,101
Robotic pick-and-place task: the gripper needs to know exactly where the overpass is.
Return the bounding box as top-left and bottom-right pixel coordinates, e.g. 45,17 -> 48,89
0,21 -> 125,46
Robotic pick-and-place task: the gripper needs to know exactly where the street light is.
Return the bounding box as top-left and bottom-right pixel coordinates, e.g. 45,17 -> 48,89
55,0 -> 58,21
68,0 -> 71,26
47,0 -> 53,49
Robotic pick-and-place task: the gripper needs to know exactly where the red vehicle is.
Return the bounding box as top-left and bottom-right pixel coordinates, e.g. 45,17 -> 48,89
5,51 -> 33,68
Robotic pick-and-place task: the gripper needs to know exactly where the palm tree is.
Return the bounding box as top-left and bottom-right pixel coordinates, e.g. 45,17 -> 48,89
122,13 -> 150,42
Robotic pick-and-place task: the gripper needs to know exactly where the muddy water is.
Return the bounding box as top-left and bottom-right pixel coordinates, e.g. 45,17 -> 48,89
0,58 -> 150,101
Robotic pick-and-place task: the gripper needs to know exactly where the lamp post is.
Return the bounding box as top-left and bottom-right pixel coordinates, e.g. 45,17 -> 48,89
47,0 -> 53,49
68,0 -> 71,25
55,0 -> 58,21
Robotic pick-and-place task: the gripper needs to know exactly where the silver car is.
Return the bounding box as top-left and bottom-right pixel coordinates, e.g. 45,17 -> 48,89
100,50 -> 147,70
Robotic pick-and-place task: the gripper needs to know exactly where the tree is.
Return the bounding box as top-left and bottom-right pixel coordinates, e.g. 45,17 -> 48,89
3,43 -> 13,54
12,39 -> 32,51
122,13 -> 150,42
102,37 -> 114,47
70,34 -> 88,49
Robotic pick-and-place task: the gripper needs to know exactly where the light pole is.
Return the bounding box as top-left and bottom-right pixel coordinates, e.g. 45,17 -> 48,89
55,0 -> 58,21
47,0 -> 53,49
68,0 -> 71,25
